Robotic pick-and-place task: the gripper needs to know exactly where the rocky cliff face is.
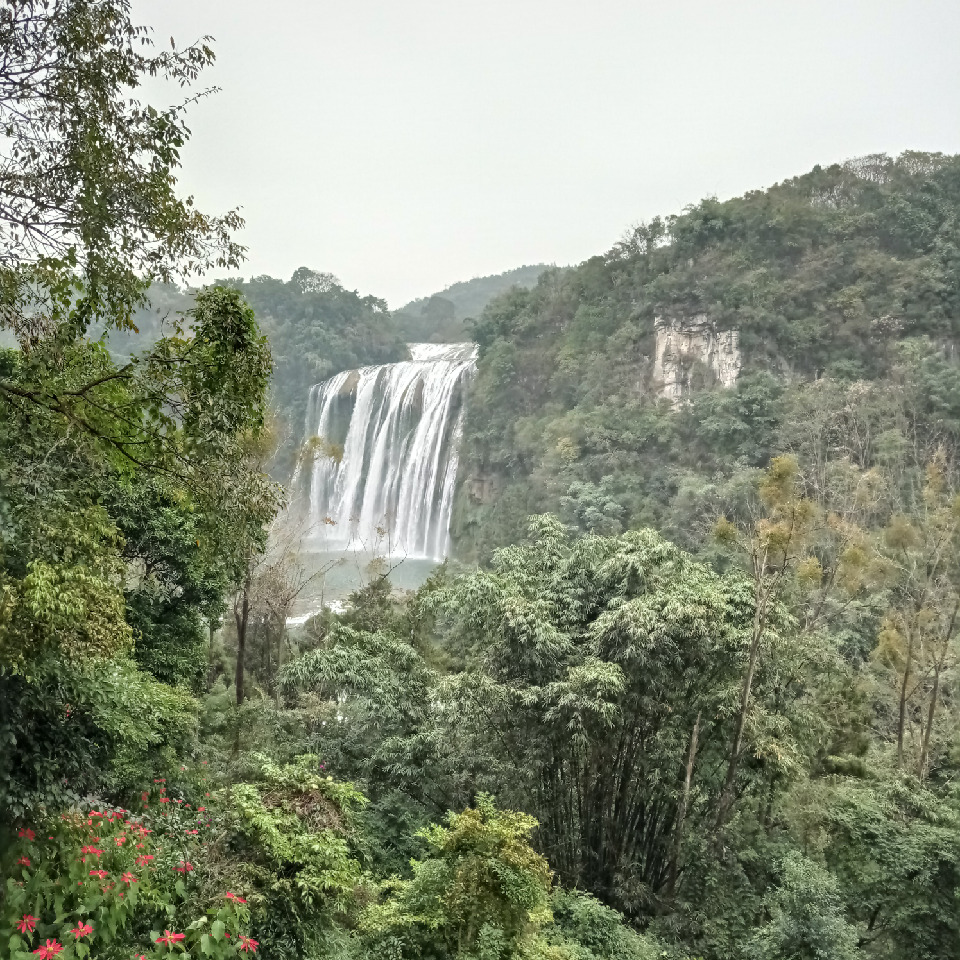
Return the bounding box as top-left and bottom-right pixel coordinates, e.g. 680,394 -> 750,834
653,315 -> 741,402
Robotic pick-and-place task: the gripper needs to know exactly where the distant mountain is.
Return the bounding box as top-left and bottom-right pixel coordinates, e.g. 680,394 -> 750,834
393,264 -> 561,342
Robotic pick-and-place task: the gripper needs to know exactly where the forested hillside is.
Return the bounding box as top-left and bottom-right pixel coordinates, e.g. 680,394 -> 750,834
221,270 -> 408,473
452,152 -> 960,558
105,270 -> 409,475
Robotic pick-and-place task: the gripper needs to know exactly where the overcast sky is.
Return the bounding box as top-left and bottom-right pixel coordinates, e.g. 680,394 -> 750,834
135,0 -> 960,308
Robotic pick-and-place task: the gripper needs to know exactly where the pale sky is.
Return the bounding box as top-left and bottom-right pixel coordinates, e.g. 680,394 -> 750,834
136,0 -> 960,308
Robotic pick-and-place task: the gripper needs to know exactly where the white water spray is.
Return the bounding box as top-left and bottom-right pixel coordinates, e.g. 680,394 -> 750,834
296,343 -> 476,560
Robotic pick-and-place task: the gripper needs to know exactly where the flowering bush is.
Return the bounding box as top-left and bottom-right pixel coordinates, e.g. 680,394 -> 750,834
1,784 -> 255,959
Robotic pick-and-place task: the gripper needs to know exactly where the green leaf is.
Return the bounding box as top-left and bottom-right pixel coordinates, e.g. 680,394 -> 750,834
200,933 -> 211,955
211,920 -> 225,942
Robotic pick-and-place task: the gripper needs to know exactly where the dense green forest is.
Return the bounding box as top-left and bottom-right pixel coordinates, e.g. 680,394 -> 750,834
103,272 -> 408,477
2,3 -> 960,960
452,152 -> 960,557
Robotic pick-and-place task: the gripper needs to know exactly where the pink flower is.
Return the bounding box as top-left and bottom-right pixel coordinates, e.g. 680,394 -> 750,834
122,872 -> 138,885
18,828 -> 35,841
81,846 -> 103,857
225,892 -> 248,903
17,856 -> 31,866
238,936 -> 259,953
17,914 -> 39,933
89,869 -> 108,879
135,854 -> 154,866
174,861 -> 194,873
69,922 -> 93,940
32,940 -> 63,958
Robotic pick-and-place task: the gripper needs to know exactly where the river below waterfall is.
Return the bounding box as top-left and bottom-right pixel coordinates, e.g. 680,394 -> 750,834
286,551 -> 446,622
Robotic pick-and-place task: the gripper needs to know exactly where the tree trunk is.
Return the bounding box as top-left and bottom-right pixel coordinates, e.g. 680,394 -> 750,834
716,607 -> 764,831
668,711 -> 700,896
206,619 -> 217,689
919,600 -> 960,779
234,576 -> 250,708
918,663 -> 940,781
896,626 -> 914,769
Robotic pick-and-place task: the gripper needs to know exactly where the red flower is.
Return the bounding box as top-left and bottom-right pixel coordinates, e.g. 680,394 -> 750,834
16,914 -> 39,934
225,892 -> 248,903
238,936 -> 259,953
115,836 -> 127,846
155,930 -> 185,946
89,869 -> 108,879
69,922 -> 93,940
81,846 -> 102,857
185,829 -> 198,835
197,807 -> 206,812
18,828 -> 35,841
122,872 -> 138,885
159,798 -> 171,804
16,856 -> 31,866
32,940 -> 63,958
135,854 -> 154,866
174,861 -> 194,873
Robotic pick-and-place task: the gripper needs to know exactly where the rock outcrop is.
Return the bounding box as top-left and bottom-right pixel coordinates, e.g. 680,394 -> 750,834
653,315 -> 741,402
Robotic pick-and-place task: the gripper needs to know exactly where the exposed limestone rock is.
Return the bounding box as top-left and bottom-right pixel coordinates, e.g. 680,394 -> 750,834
653,315 -> 741,403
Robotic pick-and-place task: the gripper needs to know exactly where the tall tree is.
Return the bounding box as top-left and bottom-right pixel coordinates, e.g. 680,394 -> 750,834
0,0 -> 242,347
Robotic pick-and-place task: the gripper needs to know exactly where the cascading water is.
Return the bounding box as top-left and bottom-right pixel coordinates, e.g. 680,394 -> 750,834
295,343 -> 476,560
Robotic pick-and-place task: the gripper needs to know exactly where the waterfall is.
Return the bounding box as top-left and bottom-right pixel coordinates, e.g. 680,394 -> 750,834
296,343 -> 476,560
